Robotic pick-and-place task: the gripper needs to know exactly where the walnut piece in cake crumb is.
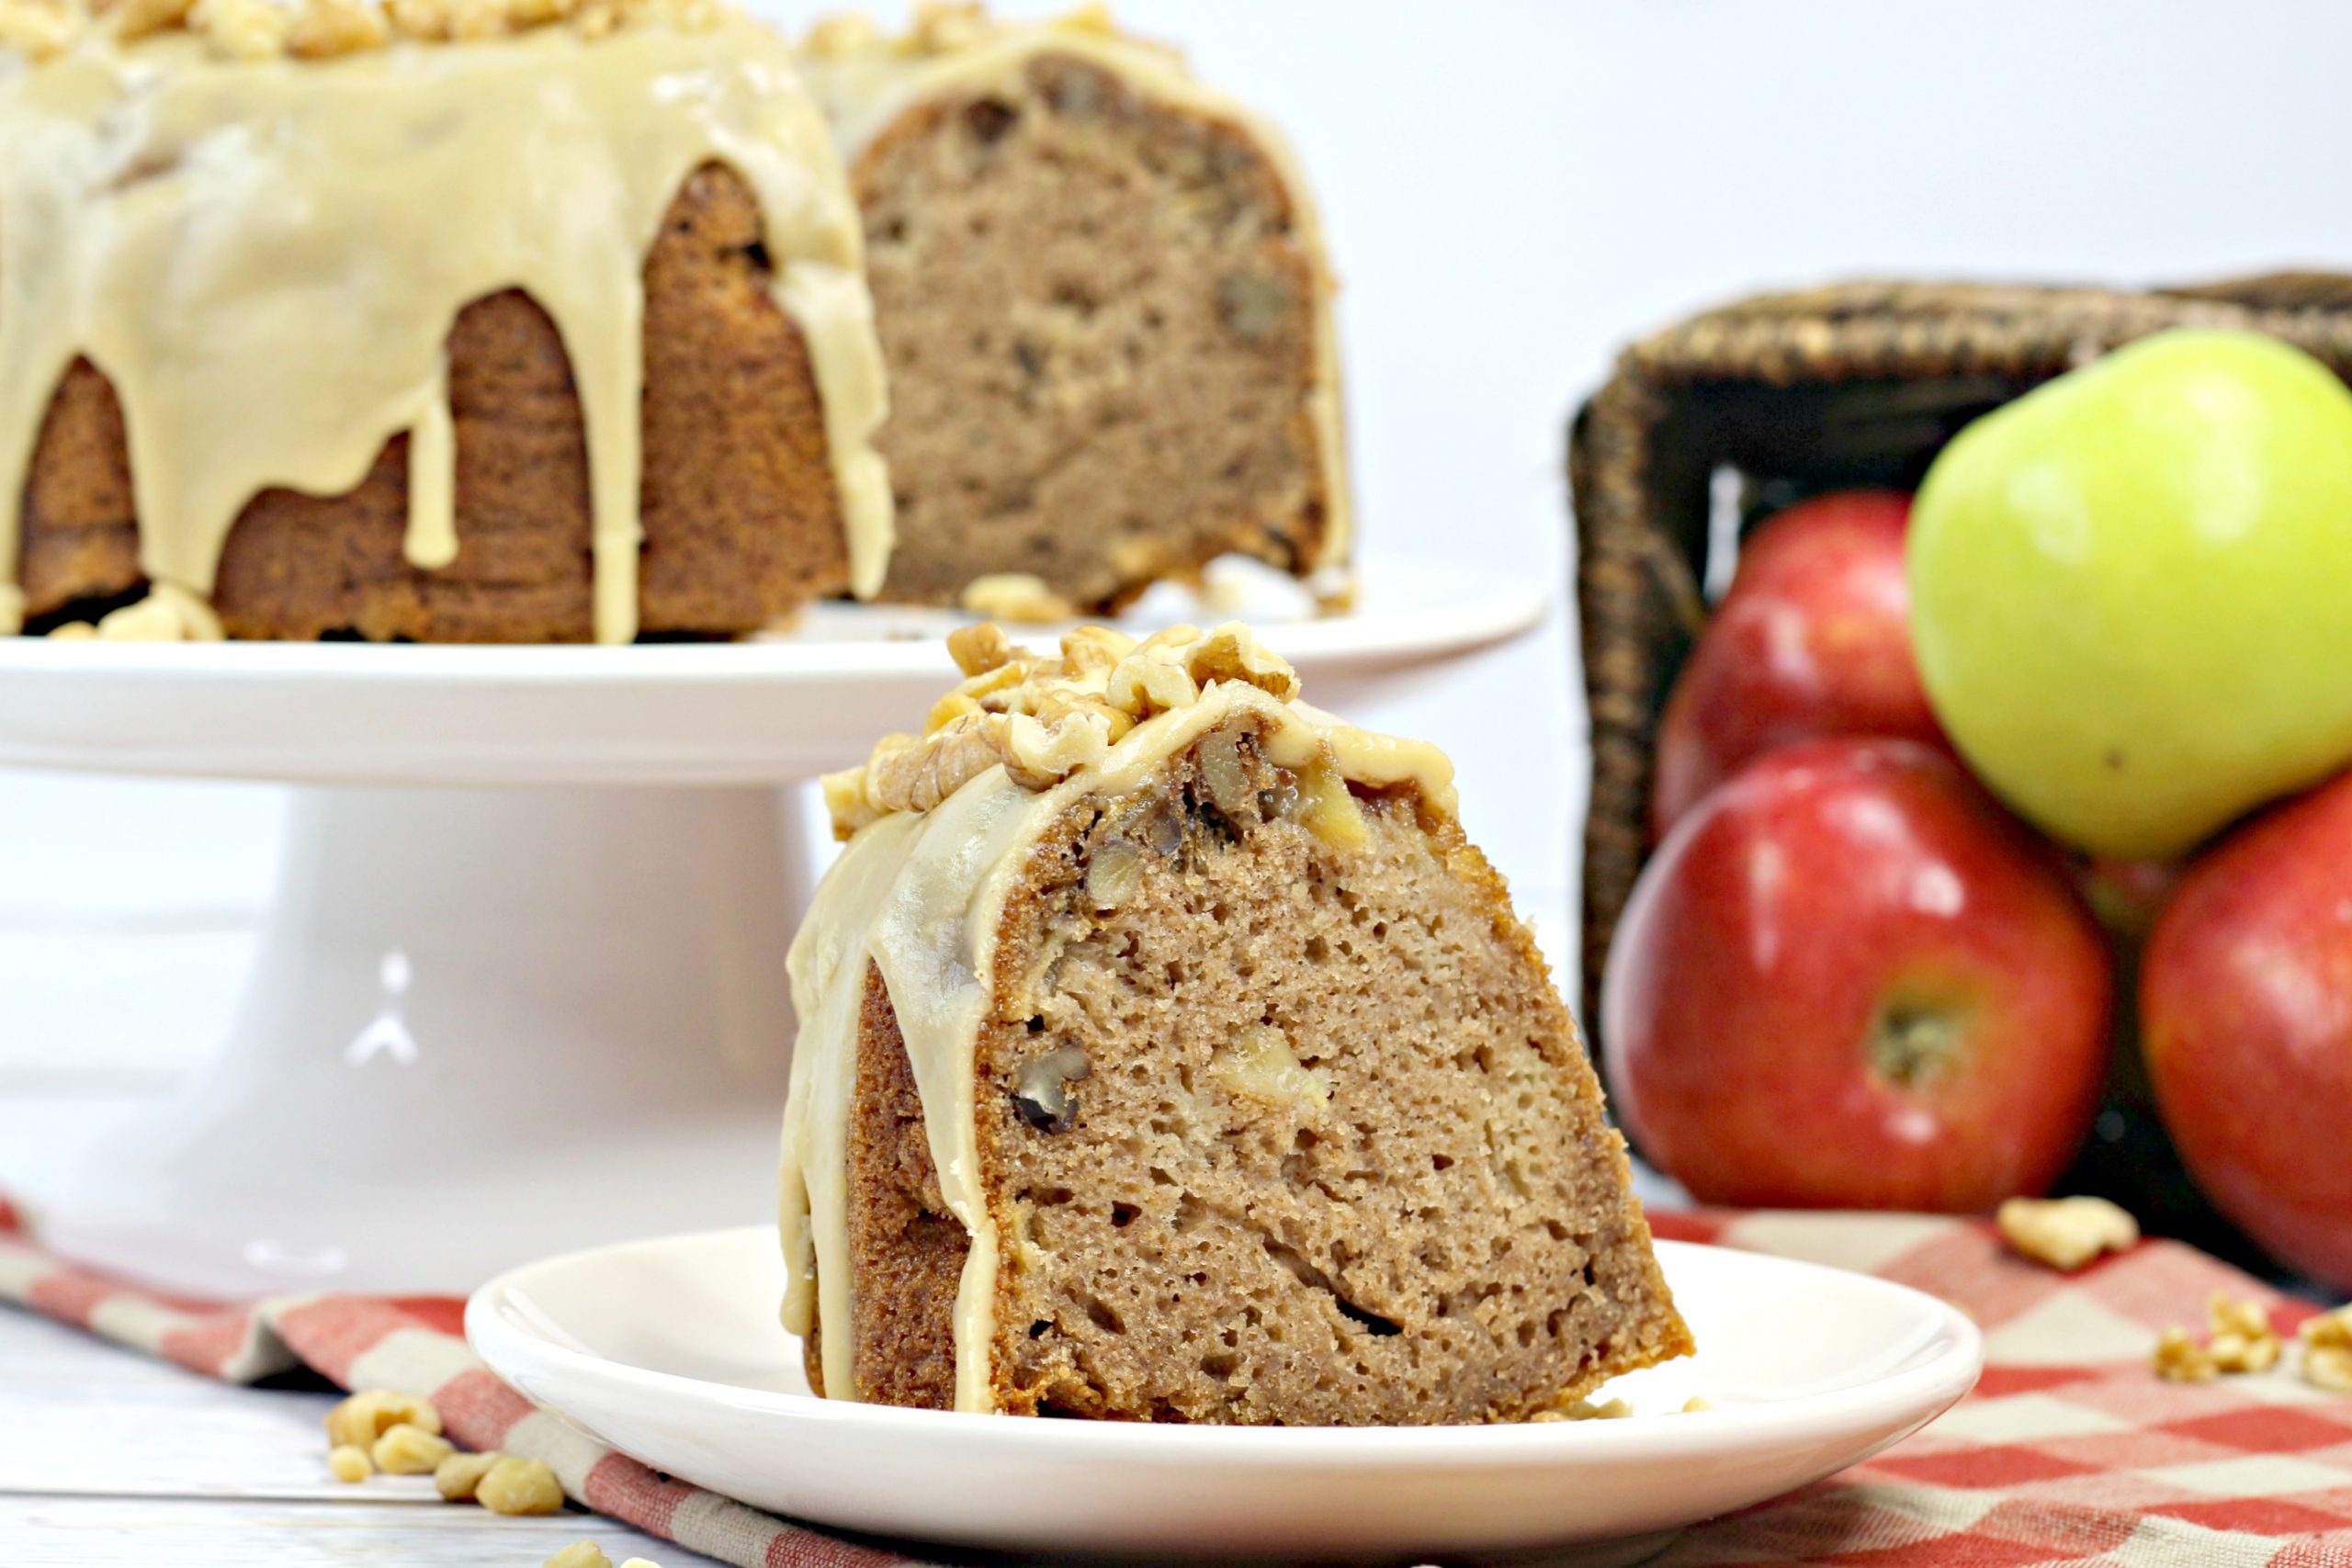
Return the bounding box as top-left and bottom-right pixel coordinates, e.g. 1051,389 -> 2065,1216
1996,1195 -> 2139,1271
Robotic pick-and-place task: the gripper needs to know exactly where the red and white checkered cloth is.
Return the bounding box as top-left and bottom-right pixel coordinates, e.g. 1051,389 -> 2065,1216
6,1196 -> 2350,1566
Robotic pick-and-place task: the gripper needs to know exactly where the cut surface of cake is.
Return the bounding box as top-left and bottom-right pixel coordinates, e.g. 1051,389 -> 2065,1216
0,0 -> 890,643
779,623 -> 1690,1423
796,7 -> 1350,618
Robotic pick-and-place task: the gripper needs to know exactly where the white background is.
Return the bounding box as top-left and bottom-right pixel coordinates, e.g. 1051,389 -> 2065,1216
6,0 -> 2352,1085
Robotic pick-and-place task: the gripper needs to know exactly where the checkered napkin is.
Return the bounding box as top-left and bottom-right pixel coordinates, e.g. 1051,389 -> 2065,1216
6,1195 -> 2349,1567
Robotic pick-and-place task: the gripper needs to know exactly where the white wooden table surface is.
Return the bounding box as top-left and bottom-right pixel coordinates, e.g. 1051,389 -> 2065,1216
0,800 -> 726,1568
0,1095 -> 720,1568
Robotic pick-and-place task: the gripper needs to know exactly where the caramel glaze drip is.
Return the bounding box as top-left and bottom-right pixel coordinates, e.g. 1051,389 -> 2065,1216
0,15 -> 892,641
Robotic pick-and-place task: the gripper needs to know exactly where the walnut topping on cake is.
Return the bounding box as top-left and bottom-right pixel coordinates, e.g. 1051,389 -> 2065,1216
823,622 -> 1304,839
0,0 -> 80,57
802,1 -> 1133,63
0,0 -> 714,62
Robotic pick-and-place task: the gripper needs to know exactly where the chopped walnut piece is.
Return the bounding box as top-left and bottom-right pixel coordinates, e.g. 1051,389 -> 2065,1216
544,1544 -> 614,1568
477,1454 -> 564,1516
446,0 -> 508,40
960,571 -> 1079,625
1996,1195 -> 2140,1271
1532,1395 -> 1633,1421
326,1389 -> 444,1450
800,9 -> 876,57
190,0 -> 290,56
2153,1325 -> 2218,1383
286,0 -> 388,55
2206,1292 -> 2282,1373
2303,1305 -> 2352,1355
2307,1342 -> 2352,1395
1175,622 -> 1299,702
106,0 -> 192,42
0,0 -> 80,59
435,1448 -> 502,1501
372,1421 -> 456,1475
1106,651 -> 1199,718
27,0 -> 713,60
946,621 -> 1020,677
907,0 -> 983,53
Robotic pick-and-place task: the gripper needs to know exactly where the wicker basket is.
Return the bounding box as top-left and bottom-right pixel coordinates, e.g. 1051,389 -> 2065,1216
1567,274 -> 2352,1264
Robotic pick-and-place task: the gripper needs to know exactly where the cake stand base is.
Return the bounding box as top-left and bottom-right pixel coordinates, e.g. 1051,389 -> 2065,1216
38,784 -> 807,1298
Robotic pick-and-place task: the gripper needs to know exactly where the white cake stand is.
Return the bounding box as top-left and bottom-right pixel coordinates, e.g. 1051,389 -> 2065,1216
0,557 -> 1544,1298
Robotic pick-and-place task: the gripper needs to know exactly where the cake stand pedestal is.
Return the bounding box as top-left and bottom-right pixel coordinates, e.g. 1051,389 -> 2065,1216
0,558 -> 1544,1296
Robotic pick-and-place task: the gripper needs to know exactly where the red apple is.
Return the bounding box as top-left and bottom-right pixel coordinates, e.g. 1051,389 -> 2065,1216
2143,771 -> 2352,1287
1603,738 -> 2111,1211
1651,490 -> 1948,840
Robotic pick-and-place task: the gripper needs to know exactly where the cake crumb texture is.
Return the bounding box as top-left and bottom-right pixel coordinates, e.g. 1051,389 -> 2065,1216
853,49 -> 1337,611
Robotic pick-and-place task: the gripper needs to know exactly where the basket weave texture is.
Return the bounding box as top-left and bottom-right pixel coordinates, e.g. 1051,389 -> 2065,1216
1568,273 -> 2352,1035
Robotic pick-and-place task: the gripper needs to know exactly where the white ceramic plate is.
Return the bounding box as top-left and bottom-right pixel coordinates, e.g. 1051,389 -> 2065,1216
0,553 -> 1543,785
467,1227 -> 1981,1564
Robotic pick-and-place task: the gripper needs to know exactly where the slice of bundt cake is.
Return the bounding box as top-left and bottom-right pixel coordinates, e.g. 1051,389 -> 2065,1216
796,6 -> 1350,618
779,623 -> 1690,1422
0,0 -> 889,643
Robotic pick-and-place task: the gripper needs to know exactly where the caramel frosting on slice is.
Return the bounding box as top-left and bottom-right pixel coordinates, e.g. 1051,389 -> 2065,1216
0,4 -> 891,641
793,3 -> 1351,577
782,622 -> 1452,1411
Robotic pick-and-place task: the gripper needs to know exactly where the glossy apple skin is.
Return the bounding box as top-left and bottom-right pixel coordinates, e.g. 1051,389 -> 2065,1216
1603,739 -> 2111,1211
1909,328 -> 2352,861
1651,490 -> 1945,840
2143,771 -> 2352,1287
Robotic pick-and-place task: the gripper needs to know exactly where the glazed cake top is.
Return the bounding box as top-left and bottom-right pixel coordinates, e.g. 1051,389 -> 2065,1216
1,0 -> 723,63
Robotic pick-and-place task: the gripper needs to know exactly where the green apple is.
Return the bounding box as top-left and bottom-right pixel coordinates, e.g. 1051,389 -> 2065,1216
1909,329 -> 2352,860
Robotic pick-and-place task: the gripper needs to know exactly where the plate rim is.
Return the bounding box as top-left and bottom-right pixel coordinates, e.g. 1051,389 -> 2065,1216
465,1224 -> 1984,1465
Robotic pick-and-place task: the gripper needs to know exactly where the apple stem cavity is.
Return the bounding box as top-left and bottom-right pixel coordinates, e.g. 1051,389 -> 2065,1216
1870,998 -> 1966,1091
